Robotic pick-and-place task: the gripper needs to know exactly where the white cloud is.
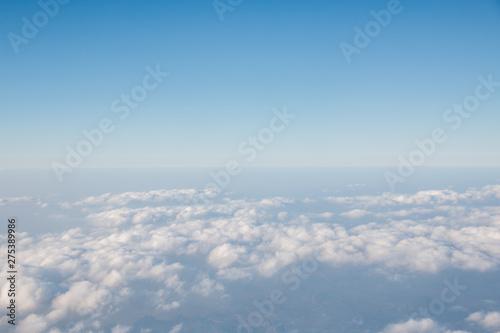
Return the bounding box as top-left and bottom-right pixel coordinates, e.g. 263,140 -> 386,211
341,209 -> 368,219
0,276 -> 49,313
347,183 -> 365,188
467,311 -> 500,329
62,189 -> 220,208
327,185 -> 500,208
111,325 -> 131,333
51,281 -> 112,317
3,185 -> 500,331
208,243 -> 246,269
380,318 -> 469,333
191,274 -> 224,297
17,314 -> 48,333
169,323 -> 183,333
0,196 -> 36,206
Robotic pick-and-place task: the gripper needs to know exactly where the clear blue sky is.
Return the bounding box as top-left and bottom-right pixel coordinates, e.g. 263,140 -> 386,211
1,0 -> 500,168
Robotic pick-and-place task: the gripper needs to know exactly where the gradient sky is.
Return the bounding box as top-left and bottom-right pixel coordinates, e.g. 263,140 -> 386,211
1,0 -> 500,169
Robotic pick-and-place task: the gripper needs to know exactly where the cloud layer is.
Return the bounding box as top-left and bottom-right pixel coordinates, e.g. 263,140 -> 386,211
1,185 -> 499,332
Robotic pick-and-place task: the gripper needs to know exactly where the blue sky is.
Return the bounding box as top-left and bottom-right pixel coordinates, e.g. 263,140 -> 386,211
1,0 -> 500,168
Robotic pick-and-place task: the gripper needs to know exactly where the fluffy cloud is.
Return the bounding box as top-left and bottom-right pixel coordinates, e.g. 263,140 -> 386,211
341,209 -> 368,219
190,274 -> 224,297
208,243 -> 246,269
467,311 -> 500,329
111,325 -> 131,333
51,281 -> 112,317
61,189 -> 212,207
2,185 -> 500,331
327,185 -> 500,208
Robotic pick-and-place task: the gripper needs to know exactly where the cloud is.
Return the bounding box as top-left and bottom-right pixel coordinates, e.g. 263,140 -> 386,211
169,323 -> 183,333
191,274 -> 224,297
208,243 -> 246,269
3,185 -> 500,331
50,281 -> 112,317
0,196 -> 35,205
467,311 -> 500,329
61,189 -> 220,208
111,325 -> 132,333
341,209 -> 368,219
0,276 -> 49,313
327,185 -> 500,208
17,314 -> 48,333
380,318 -> 469,333
347,183 -> 365,188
